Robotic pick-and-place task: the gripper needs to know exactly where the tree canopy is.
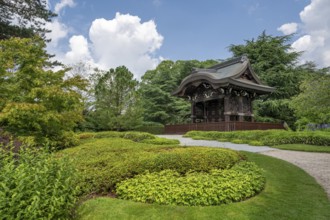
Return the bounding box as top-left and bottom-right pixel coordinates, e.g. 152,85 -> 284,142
229,31 -> 303,99
0,37 -> 87,149
0,0 -> 55,40
228,31 -> 323,128
291,73 -> 330,126
84,66 -> 143,131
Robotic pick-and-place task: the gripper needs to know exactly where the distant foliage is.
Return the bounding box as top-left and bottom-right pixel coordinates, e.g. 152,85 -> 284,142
116,162 -> 265,206
0,148 -> 78,219
291,74 -> 330,127
0,37 -> 87,149
229,32 -> 326,129
84,66 -> 143,131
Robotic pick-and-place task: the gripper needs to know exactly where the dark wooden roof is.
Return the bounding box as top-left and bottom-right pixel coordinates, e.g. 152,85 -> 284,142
173,56 -> 275,96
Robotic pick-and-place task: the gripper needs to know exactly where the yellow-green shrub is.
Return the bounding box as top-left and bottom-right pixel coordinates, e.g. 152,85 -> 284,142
116,162 -> 265,206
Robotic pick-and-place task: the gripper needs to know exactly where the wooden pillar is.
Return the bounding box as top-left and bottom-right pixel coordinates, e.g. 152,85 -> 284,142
203,101 -> 207,123
191,101 -> 196,123
224,96 -> 230,122
250,97 -> 255,122
238,96 -> 244,122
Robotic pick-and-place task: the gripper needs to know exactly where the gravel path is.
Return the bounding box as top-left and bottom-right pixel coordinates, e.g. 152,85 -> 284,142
158,135 -> 330,199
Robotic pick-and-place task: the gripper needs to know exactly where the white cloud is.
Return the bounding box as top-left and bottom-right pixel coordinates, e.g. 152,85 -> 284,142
281,0 -> 330,67
45,19 -> 68,47
277,23 -> 298,35
54,0 -> 76,14
46,10 -> 163,79
88,12 -> 164,78
292,34 -> 325,52
45,0 -> 77,63
65,35 -> 92,63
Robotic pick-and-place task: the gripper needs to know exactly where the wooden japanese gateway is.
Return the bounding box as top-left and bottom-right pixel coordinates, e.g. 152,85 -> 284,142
165,56 -> 284,134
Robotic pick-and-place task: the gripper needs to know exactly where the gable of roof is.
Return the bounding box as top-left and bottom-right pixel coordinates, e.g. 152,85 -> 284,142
173,55 -> 275,96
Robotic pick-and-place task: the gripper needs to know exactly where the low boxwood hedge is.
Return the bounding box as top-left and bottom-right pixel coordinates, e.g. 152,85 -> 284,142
185,130 -> 330,146
116,161 -> 265,206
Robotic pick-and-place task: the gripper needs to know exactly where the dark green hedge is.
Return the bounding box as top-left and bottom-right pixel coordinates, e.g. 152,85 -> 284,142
136,147 -> 243,174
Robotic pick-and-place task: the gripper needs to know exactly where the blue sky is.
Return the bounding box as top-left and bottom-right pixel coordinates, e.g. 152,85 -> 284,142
46,0 -> 329,78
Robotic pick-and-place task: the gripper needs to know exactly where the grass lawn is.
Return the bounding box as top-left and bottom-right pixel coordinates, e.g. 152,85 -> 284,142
272,144 -> 330,153
76,152 -> 330,220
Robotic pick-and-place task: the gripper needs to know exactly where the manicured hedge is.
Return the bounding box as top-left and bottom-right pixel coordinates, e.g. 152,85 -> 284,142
137,147 -> 243,174
185,130 -> 330,146
58,139 -> 244,194
78,131 -> 171,145
140,137 -> 180,145
116,161 -> 265,206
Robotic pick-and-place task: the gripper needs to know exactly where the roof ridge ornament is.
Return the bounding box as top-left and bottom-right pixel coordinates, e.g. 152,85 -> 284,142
240,55 -> 248,63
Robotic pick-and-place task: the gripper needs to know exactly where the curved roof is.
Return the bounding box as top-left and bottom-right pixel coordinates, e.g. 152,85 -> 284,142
173,56 -> 275,96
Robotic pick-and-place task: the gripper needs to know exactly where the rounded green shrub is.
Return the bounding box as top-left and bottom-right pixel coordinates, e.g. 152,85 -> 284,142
116,161 -> 265,206
78,132 -> 96,139
121,131 -> 155,142
141,137 -> 180,145
138,147 -> 243,174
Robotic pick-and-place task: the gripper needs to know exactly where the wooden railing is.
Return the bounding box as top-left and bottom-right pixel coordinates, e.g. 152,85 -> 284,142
164,122 -> 284,134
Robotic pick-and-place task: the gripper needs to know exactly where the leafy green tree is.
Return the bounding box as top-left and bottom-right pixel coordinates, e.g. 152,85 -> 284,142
229,31 -> 302,99
87,66 -> 143,131
228,32 -> 317,128
291,73 -> 330,127
0,0 -> 55,40
140,59 -> 218,125
0,37 -> 87,149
